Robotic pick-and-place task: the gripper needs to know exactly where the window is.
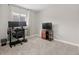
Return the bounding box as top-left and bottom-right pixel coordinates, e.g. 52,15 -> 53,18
12,12 -> 28,25
12,12 -> 19,21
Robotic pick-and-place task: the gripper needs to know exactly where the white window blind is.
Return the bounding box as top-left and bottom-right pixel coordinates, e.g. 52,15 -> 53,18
9,4 -> 29,25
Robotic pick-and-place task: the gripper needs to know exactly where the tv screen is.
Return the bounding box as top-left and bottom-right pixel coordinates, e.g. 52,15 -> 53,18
42,23 -> 52,30
8,21 -> 26,27
19,21 -> 26,26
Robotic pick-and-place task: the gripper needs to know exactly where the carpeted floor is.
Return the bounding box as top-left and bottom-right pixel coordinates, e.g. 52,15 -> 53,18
0,37 -> 79,55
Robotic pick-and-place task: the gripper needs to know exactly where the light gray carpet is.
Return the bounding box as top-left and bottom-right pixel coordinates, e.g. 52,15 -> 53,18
0,37 -> 79,55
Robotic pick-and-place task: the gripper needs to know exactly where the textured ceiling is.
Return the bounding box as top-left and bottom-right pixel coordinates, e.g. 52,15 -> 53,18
17,4 -> 52,11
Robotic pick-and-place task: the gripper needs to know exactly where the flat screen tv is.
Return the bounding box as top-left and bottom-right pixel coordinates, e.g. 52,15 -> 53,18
42,23 -> 52,30
19,21 -> 26,26
8,21 -> 26,27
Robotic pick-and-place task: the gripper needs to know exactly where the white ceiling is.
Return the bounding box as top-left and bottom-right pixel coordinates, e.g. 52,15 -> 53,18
17,4 -> 52,11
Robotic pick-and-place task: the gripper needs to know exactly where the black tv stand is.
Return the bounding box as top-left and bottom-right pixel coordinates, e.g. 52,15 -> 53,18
42,23 -> 53,41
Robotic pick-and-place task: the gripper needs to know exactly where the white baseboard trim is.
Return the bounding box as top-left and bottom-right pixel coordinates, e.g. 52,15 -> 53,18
55,39 -> 79,47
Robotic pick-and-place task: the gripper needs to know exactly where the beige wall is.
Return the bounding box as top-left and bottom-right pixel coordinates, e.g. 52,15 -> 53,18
28,10 -> 39,36
39,4 -> 79,44
0,4 -> 9,39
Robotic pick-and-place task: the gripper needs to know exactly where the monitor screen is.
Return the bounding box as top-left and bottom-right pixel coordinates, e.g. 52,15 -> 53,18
8,21 -> 26,27
19,21 -> 26,26
42,23 -> 52,30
